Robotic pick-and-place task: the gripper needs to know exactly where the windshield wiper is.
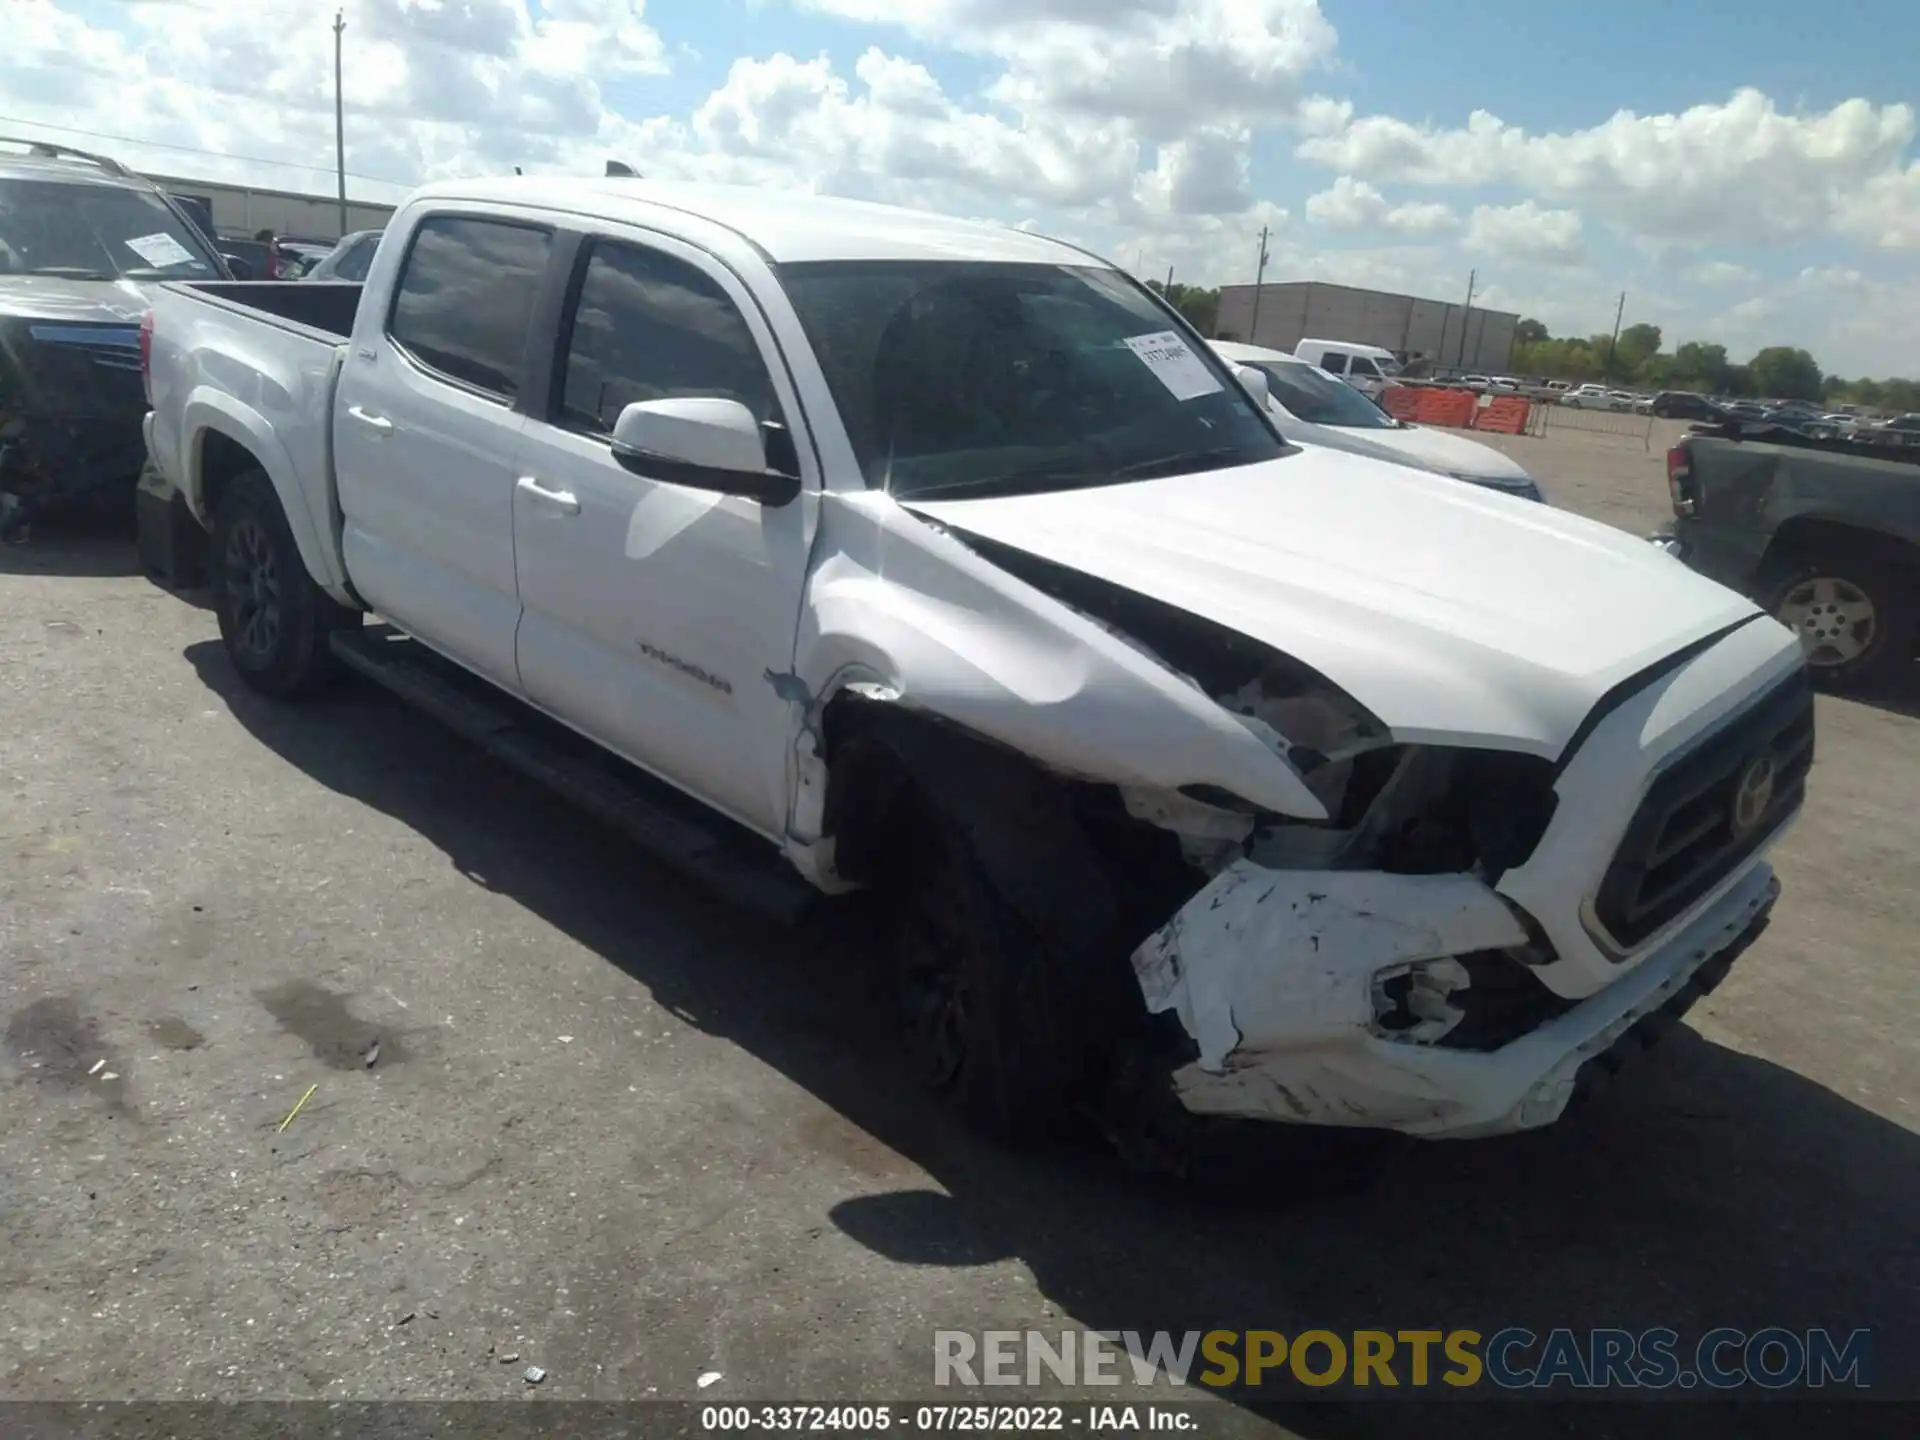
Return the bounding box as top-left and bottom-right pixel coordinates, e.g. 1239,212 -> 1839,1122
1107,445 -> 1250,481
16,267 -> 116,280
895,465 -> 1098,501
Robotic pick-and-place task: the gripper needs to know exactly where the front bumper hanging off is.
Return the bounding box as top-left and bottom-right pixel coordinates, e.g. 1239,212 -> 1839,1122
1130,859 -> 1778,1140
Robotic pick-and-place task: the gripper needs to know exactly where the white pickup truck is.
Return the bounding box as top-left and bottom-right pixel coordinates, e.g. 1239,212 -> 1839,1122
143,177 -> 1814,1163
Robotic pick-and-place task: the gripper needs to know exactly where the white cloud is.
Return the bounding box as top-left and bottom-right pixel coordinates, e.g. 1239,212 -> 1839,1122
1304,176 -> 1453,234
1463,200 -> 1586,265
1685,259 -> 1759,287
1,1 -> 1916,376
802,0 -> 1337,137
1297,88 -> 1920,250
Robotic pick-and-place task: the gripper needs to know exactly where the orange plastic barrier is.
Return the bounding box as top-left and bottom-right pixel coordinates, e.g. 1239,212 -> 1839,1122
1413,387 -> 1479,428
1378,385 -> 1422,421
1471,395 -> 1533,435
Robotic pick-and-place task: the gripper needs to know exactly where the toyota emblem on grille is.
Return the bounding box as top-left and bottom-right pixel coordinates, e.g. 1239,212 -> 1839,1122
1731,751 -> 1777,838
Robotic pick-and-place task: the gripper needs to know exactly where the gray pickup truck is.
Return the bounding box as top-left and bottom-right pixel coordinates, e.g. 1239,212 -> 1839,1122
1659,424 -> 1919,692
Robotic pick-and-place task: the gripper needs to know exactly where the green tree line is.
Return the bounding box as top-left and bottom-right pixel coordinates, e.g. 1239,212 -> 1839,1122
1143,282 -> 1917,414
1511,319 -> 1918,411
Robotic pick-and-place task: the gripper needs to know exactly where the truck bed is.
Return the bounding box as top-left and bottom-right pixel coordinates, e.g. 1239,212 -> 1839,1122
161,280 -> 364,344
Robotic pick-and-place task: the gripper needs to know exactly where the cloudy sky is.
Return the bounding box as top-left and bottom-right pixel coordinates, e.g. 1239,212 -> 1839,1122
4,0 -> 1916,376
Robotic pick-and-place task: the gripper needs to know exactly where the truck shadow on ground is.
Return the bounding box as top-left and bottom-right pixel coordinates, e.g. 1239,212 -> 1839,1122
183,642 -> 1913,1440
0,515 -> 144,580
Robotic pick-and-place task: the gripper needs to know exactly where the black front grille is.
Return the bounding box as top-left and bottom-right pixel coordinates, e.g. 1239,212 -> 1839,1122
1594,668 -> 1814,949
3,322 -> 145,417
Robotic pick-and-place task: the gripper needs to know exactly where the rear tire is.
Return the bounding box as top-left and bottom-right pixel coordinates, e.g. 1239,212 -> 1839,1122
211,468 -> 357,698
1760,544 -> 1916,694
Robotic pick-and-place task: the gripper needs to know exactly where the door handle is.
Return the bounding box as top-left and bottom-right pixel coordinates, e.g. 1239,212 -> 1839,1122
347,405 -> 392,435
516,475 -> 581,516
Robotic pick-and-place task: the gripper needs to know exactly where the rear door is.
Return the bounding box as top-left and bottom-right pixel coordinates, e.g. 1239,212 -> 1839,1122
333,211 -> 556,691
511,228 -> 815,838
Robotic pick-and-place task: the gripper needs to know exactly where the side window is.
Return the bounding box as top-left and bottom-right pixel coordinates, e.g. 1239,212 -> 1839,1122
1319,350 -> 1350,373
1350,357 -> 1381,378
559,239 -> 776,437
338,235 -> 377,282
388,216 -> 552,400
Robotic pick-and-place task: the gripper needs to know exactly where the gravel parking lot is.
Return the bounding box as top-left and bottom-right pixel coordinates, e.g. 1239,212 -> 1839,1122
2,424 -> 1914,1436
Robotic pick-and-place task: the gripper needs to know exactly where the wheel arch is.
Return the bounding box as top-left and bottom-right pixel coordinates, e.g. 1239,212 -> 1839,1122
182,391 -> 348,597
1762,515 -> 1920,576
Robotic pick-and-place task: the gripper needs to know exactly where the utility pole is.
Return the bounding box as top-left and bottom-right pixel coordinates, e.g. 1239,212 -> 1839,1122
1455,268 -> 1476,368
1247,225 -> 1271,341
1165,264 -> 1175,292
333,10 -> 348,235
1603,290 -> 1626,381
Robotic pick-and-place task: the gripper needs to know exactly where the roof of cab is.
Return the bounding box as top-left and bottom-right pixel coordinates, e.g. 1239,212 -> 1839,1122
407,175 -> 1101,267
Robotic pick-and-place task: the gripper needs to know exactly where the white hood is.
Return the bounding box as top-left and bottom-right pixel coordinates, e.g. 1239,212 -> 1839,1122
907,448 -> 1765,756
1353,422 -> 1533,484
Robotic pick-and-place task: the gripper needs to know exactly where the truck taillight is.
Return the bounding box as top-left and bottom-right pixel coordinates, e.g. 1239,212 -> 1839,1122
1665,445 -> 1695,516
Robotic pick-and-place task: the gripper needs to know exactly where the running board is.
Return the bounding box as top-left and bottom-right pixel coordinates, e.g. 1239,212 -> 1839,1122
329,625 -> 817,925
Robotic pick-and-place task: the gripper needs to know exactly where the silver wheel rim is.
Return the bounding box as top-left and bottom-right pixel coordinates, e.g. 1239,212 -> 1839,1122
223,517 -> 283,663
1778,575 -> 1876,667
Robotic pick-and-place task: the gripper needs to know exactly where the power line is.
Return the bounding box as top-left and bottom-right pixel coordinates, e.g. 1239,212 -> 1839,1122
0,114 -> 412,191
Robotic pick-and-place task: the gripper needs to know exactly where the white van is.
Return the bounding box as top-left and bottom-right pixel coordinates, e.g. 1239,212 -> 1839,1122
1293,338 -> 1401,399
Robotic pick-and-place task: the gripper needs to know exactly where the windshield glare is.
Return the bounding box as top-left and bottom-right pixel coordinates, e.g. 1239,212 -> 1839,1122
778,260 -> 1283,500
0,179 -> 218,281
1252,360 -> 1397,429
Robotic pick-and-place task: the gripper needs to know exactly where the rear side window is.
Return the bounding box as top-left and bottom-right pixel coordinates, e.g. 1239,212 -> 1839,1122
388,216 -> 551,399
1319,350 -> 1350,372
336,234 -> 378,282
558,239 -> 776,435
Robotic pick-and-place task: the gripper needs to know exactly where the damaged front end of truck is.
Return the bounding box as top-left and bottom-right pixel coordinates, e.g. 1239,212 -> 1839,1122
787,496 -> 1805,1169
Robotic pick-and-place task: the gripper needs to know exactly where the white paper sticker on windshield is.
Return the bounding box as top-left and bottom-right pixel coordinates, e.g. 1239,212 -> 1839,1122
1123,330 -> 1223,401
125,231 -> 196,268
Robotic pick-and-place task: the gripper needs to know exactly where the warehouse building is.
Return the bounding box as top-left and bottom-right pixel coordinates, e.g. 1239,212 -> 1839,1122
149,171 -> 398,244
1213,280 -> 1519,374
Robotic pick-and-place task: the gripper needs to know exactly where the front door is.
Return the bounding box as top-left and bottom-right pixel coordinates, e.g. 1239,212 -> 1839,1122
333,213 -> 555,691
512,231 -> 815,838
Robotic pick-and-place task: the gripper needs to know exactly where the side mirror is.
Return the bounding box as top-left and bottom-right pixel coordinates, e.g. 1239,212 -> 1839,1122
610,397 -> 800,506
222,254 -> 253,280
1234,364 -> 1270,409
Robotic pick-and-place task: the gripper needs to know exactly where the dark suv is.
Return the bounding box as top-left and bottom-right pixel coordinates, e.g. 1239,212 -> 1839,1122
1650,390 -> 1723,420
0,138 -> 231,540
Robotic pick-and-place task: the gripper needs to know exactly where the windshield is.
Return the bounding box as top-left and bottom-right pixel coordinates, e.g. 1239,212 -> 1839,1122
0,178 -> 220,281
778,260 -> 1283,500
1250,359 -> 1397,429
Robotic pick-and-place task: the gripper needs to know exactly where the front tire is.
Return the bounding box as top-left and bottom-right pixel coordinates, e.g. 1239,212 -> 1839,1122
1762,545 -> 1916,693
892,807 -> 1087,1146
212,468 -> 357,698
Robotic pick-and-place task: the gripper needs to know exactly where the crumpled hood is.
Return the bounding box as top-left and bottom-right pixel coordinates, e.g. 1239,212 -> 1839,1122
0,276 -> 151,325
906,448 -> 1764,756
1355,422 -> 1533,484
